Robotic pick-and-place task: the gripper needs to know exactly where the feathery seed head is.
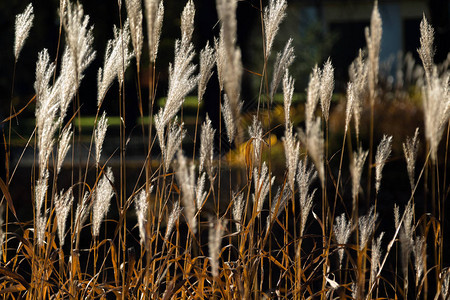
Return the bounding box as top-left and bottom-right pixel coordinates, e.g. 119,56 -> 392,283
299,118 -> 325,185
125,0 -> 144,69
198,42 -> 216,103
208,218 -> 227,278
57,124 -> 73,175
176,151 -> 197,234
370,232 -> 384,284
144,0 -> 164,62
263,0 -> 287,58
165,119 -> 186,170
320,58 -> 334,122
334,213 -> 352,267
351,147 -> 368,206
214,36 -> 226,91
297,158 -> 317,213
181,0 -> 195,48
14,3 -> 34,61
248,116 -> 263,167
134,189 -> 149,245
270,38 -> 295,101
283,70 -> 295,127
365,0 -> 382,101
253,162 -> 275,215
95,112 -> 108,167
403,128 -> 420,191
359,206 -> 378,250
97,20 -> 134,105
417,14 -> 435,82
63,2 -> 96,79
283,124 -> 300,191
375,135 -> 393,194
266,186 -> 291,234
92,167 -> 115,237
55,187 -> 74,247
196,172 -> 207,209
413,236 -> 426,283
232,192 -> 245,232
164,201 -> 182,242
222,94 -> 242,144
200,115 -> 215,180
344,82 -> 355,134
75,192 -> 90,235
305,66 -> 321,131
422,71 -> 450,163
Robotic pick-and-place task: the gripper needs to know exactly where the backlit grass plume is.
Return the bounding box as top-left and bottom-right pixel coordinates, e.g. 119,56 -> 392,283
14,3 -> 34,62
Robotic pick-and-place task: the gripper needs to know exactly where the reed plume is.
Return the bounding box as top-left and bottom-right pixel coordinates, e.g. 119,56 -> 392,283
263,0 -> 287,59
375,135 -> 392,194
14,3 -> 34,62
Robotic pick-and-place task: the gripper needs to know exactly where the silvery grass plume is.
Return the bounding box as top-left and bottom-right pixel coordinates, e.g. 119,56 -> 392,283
95,112 -> 108,167
196,172 -> 207,209
299,118 -> 325,185
297,159 -> 317,236
270,38 -> 295,101
14,3 -> 34,62
232,192 -> 245,232
125,0 -> 144,70
200,115 -> 215,181
176,152 -> 197,234
263,0 -> 287,59
358,206 -> 378,250
370,232 -> 384,285
351,147 -> 368,208
417,14 -> 434,83
283,123 -> 300,191
365,0 -> 382,103
134,188 -> 150,246
214,36 -> 226,91
413,236 -> 426,285
320,58 -> 334,123
299,189 -> 315,237
305,66 -> 321,131
62,2 -> 96,80
163,119 -> 185,170
344,83 -> 355,134
394,200 -> 415,279
222,94 -> 243,143
216,0 -> 243,134
283,70 -> 295,127
97,19 -> 134,105
375,135 -> 393,194
181,0 -> 195,49
266,186 -> 291,234
56,124 -> 72,175
34,50 -> 59,179
198,42 -> 215,103
248,116 -> 263,167
334,213 -> 352,268
36,215 -> 47,247
55,187 -> 74,247
349,50 -> 368,139
35,171 -> 49,227
164,201 -> 182,242
92,167 -> 115,237
208,218 -> 227,278
402,128 -> 420,191
422,70 -> 450,163
74,191 -> 90,236
144,0 -> 164,63
56,48 -> 77,120
253,162 -> 275,215
441,269 -> 450,299
156,1 -> 198,129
